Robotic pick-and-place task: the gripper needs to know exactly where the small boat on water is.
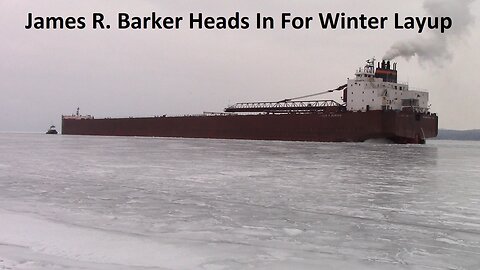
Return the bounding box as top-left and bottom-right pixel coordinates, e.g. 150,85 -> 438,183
46,125 -> 58,134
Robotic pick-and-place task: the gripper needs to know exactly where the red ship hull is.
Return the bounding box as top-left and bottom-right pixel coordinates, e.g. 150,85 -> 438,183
62,110 -> 438,144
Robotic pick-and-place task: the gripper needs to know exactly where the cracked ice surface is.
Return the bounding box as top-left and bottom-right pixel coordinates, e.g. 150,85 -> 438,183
0,133 -> 480,269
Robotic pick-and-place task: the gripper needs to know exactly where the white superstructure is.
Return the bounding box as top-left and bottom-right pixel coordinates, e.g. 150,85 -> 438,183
345,59 -> 429,113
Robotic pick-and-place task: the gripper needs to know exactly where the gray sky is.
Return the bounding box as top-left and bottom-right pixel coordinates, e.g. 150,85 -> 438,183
1,0 -> 479,132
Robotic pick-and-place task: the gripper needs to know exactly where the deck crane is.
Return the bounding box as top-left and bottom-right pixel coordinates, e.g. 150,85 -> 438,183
277,84 -> 347,103
224,84 -> 348,113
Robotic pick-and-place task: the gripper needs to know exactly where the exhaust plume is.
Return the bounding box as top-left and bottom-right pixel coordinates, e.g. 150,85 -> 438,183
383,0 -> 476,65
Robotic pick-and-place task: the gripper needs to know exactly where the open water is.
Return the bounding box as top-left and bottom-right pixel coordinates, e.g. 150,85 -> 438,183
0,133 -> 479,269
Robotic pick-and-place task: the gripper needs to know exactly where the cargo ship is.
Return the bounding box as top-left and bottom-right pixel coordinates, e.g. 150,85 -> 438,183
62,59 -> 438,144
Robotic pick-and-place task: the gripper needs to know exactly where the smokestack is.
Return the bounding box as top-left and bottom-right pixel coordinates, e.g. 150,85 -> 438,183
383,0 -> 476,65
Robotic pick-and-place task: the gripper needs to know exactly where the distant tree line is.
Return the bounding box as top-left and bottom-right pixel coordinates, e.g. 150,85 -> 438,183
436,129 -> 480,141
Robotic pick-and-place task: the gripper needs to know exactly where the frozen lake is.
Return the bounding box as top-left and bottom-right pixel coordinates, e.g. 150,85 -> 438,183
0,133 -> 479,269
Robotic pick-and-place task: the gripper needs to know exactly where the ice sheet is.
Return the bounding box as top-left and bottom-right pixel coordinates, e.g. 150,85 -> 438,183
0,134 -> 480,269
